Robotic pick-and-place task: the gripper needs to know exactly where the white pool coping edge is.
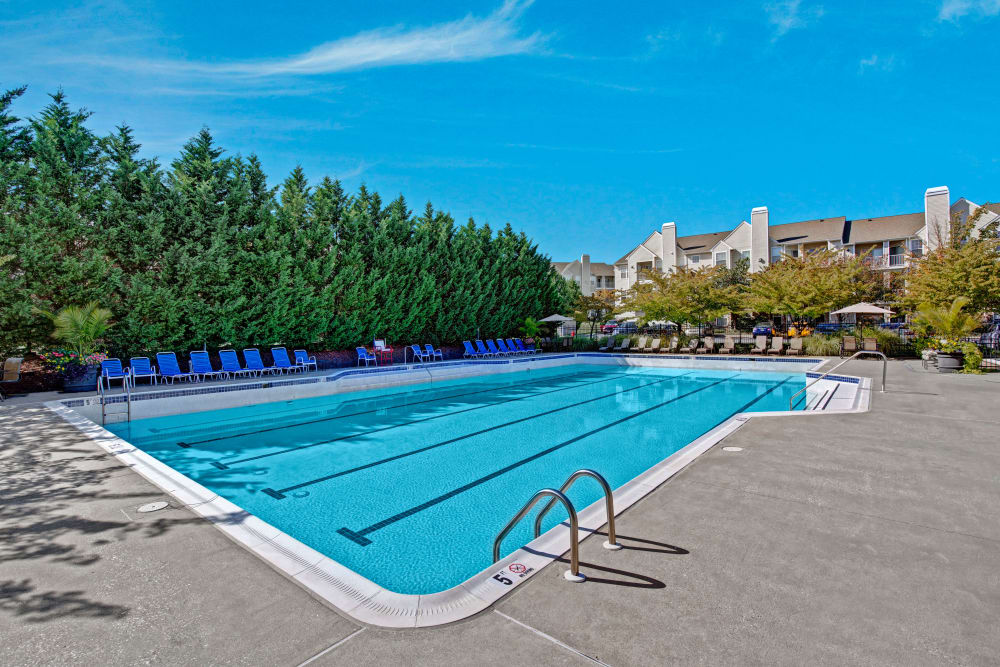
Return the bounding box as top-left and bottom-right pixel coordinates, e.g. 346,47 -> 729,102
46,357 -> 870,628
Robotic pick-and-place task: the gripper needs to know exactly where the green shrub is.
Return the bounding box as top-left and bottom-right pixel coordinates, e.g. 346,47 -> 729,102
571,336 -> 600,351
961,342 -> 983,373
857,326 -> 903,356
804,334 -> 840,356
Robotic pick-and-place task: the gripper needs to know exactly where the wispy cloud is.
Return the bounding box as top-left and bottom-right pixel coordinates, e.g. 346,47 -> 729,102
79,0 -> 543,78
505,143 -> 682,155
858,53 -> 898,74
764,0 -> 825,40
937,0 -> 1000,21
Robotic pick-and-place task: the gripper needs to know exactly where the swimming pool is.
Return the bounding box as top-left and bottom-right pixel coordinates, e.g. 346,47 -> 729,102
105,363 -> 807,595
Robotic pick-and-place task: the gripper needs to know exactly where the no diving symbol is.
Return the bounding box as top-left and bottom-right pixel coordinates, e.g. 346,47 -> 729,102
509,563 -> 527,575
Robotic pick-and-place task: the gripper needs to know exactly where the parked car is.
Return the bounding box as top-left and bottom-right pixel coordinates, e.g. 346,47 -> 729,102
601,320 -> 619,334
683,325 -> 713,336
613,322 -> 638,334
752,322 -> 773,336
814,322 -> 850,334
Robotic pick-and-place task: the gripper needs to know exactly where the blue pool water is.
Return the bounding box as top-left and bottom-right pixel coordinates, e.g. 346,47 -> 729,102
107,364 -> 805,594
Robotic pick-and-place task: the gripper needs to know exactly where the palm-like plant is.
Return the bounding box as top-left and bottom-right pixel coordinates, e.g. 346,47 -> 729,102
36,302 -> 114,357
913,296 -> 979,343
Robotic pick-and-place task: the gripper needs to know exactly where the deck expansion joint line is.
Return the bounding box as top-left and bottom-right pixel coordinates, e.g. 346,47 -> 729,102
336,374 -> 732,544
494,611 -> 611,666
688,479 -> 1000,546
295,628 -> 366,667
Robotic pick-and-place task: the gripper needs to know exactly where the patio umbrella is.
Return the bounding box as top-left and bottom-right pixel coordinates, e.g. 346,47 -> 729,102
830,302 -> 895,334
539,313 -> 576,337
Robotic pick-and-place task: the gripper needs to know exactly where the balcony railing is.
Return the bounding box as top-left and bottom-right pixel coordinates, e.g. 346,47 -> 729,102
862,254 -> 908,269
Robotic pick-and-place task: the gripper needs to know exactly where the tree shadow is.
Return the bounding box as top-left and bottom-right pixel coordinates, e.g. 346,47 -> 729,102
0,579 -> 129,623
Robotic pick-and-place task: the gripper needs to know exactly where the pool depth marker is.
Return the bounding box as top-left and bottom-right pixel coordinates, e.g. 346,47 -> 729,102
334,374 -> 737,545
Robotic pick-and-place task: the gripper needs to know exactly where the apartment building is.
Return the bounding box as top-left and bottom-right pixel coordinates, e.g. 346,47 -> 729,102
552,256 -> 616,296
554,186 -> 998,295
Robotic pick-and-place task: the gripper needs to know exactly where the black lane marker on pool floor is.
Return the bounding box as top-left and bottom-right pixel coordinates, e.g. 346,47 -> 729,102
334,374 -> 737,546
262,372 -> 695,499
183,370 -> 600,449
225,370 -> 655,471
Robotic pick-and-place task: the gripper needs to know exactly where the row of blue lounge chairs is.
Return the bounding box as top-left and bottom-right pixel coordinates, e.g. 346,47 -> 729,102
100,348 -> 318,390
463,338 -> 538,359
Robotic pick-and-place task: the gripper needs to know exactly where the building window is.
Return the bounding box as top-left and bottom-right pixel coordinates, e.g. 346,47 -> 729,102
689,254 -> 700,264
619,267 -> 627,279
715,252 -> 727,266
739,250 -> 750,261
590,276 -> 596,288
788,246 -> 799,258
606,277 -> 614,288
654,258 -> 662,270
770,246 -> 782,263
910,239 -> 923,257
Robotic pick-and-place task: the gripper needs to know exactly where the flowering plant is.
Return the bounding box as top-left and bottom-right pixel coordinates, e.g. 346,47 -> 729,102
38,349 -> 108,379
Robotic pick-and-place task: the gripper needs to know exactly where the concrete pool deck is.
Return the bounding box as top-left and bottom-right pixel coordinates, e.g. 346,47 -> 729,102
1,359 -> 998,665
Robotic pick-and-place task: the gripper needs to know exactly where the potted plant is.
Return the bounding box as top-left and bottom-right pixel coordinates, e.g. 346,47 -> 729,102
35,302 -> 114,392
912,297 -> 979,373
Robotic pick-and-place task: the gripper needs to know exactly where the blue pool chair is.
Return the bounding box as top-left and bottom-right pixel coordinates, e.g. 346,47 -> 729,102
496,339 -> 514,356
100,358 -> 130,391
357,347 -> 377,367
505,339 -> 523,356
424,343 -> 443,362
486,339 -> 505,357
524,341 -> 539,354
475,340 -> 493,358
219,350 -> 253,379
463,341 -> 480,359
512,338 -> 528,354
271,347 -> 299,374
129,357 -> 158,385
244,348 -> 279,375
189,351 -> 223,382
409,344 -> 429,363
294,349 -> 318,372
156,352 -> 195,384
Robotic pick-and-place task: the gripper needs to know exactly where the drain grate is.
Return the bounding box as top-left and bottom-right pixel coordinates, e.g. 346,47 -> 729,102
137,501 -> 169,513
722,446 -> 743,452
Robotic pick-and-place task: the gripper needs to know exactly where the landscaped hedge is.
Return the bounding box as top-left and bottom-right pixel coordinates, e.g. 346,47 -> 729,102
0,89 -> 572,358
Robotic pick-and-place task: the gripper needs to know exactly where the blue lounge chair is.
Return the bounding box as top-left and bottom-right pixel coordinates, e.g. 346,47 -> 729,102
244,348 -> 279,375
271,347 -> 299,374
219,350 -> 253,379
475,340 -> 494,358
189,351 -> 223,382
463,341 -> 480,359
512,338 -> 528,354
357,347 -> 377,367
294,349 -> 318,372
409,344 -> 429,363
156,352 -> 195,384
424,344 -> 443,361
495,339 -> 514,356
505,338 -> 523,356
129,357 -> 158,385
486,339 -> 505,357
100,358 -> 130,391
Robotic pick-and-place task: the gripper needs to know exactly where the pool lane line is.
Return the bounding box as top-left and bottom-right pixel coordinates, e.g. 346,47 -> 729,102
178,369 -> 606,448
225,370 -> 671,471
260,371 -> 697,499
334,374 -> 738,545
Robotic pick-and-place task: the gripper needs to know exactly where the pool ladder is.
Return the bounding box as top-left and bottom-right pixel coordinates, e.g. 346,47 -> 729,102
492,469 -> 621,583
99,374 -> 132,425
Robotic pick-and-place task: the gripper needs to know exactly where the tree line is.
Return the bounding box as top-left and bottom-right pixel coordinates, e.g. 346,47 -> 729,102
0,88 -> 573,358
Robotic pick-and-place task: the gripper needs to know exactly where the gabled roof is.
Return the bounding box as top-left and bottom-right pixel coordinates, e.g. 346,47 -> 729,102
614,230 -> 662,264
676,230 -> 730,253
590,262 -> 615,274
768,217 -> 847,245
846,212 -> 924,244
985,202 -> 1000,215
551,261 -> 571,273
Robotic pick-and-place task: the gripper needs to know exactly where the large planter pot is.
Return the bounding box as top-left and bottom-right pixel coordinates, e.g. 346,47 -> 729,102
62,365 -> 100,392
936,352 -> 964,373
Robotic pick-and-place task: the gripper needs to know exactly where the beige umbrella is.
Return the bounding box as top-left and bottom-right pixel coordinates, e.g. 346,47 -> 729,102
830,302 -> 895,332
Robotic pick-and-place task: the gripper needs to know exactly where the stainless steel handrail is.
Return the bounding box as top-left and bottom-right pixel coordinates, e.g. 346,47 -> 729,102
493,488 -> 584,582
533,469 -> 622,551
789,350 -> 886,410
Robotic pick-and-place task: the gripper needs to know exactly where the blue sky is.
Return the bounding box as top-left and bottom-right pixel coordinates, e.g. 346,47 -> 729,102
2,0 -> 998,262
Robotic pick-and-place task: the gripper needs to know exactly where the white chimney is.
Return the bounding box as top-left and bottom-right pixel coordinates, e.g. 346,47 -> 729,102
750,206 -> 769,272
580,253 -> 592,296
924,186 -> 950,250
660,223 -> 677,273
